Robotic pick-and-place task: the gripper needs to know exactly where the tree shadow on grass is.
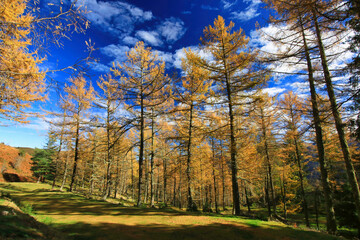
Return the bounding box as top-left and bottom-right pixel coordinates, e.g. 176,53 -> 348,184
52,221 -> 340,240
3,186 -> 190,217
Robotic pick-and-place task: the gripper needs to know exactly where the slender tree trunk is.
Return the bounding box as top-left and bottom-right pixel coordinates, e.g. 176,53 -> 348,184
178,152 -> 182,209
315,188 -> 320,230
60,149 -> 70,192
137,93 -> 145,206
265,176 -> 271,217
173,175 -> 176,206
163,153 -> 167,204
186,104 -> 196,211
244,184 -> 251,214
144,153 -> 149,203
226,85 -> 241,216
88,139 -> 97,197
210,137 -> 219,213
103,106 -> 112,200
150,110 -> 156,207
131,150 -> 134,201
280,175 -> 287,220
260,106 -> 276,216
52,110 -> 67,190
69,117 -> 80,192
220,141 -> 226,211
294,138 -> 309,227
312,10 -> 360,236
299,15 -> 337,234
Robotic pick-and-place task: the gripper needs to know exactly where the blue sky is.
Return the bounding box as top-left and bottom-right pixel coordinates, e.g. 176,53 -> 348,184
0,0 -> 353,148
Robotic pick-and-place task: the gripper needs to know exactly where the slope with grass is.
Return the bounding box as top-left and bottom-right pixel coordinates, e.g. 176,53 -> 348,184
0,182 -> 343,240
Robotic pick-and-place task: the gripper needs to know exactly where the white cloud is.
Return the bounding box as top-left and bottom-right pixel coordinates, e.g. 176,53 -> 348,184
231,0 -> 261,21
89,62 -> 110,72
173,46 -> 214,70
101,44 -> 130,63
263,87 -> 286,96
123,36 -> 139,45
21,118 -> 50,131
79,0 -> 153,35
135,30 -> 163,46
157,17 -> 187,43
222,0 -> 237,9
154,50 -> 174,64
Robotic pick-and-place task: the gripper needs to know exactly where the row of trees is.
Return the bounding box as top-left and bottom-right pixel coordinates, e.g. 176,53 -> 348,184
44,9 -> 359,237
1,0 -> 359,237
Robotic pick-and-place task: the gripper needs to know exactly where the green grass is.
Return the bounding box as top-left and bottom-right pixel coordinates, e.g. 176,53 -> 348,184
0,182 -> 344,240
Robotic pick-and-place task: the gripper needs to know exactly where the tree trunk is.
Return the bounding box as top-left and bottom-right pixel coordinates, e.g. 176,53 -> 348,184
260,106 -> 276,216
163,153 -> 167,204
313,10 -> 360,236
69,116 -> 80,192
137,93 -> 145,206
186,104 -> 196,211
244,184 -> 251,214
299,15 -> 337,234
150,110 -> 155,207
60,149 -> 70,192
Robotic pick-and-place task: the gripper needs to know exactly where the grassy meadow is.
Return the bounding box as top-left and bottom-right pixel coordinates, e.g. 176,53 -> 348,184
0,182 -> 345,240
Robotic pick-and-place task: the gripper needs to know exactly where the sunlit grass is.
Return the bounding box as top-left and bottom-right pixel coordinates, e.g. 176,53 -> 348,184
0,182 -> 343,240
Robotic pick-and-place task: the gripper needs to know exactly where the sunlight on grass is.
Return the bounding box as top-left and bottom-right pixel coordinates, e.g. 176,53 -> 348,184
0,182 -> 343,240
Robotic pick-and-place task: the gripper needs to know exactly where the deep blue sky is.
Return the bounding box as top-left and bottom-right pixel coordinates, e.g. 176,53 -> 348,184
0,0 -> 352,148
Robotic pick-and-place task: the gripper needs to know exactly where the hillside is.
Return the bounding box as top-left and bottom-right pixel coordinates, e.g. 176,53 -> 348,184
0,144 -> 35,182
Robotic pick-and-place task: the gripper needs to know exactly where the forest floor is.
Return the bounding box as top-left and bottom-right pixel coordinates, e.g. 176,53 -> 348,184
0,182 -> 344,240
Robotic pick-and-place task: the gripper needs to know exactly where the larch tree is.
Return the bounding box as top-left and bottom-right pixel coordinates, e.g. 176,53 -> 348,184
0,0 -> 89,123
111,41 -> 168,206
279,91 -> 310,226
64,75 -> 94,192
254,94 -> 279,219
309,1 -> 360,235
0,0 -> 45,123
95,74 -> 124,200
187,15 -> 265,216
174,53 -> 211,211
262,0 -> 337,233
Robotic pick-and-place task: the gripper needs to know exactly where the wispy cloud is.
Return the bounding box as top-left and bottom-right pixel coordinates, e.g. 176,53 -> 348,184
221,0 -> 237,9
101,44 -> 130,63
231,0 -> 261,21
157,17 -> 187,44
123,36 -> 139,45
79,0 -> 153,35
201,5 -> 219,11
135,31 -> 163,47
89,62 -> 110,72
133,18 -> 186,47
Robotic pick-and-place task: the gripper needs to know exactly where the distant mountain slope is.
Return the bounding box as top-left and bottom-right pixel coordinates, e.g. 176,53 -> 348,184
0,144 -> 35,182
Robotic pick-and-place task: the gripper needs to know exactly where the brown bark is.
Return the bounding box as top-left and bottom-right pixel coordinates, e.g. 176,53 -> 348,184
312,9 -> 360,236
299,15 -> 337,233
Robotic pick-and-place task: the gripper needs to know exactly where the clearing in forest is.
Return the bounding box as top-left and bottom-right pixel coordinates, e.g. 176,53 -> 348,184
0,183 -> 341,240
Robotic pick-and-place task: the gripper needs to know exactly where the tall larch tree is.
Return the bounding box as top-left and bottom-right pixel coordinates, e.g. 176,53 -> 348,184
64,75 -> 94,192
95,74 -> 125,200
279,91 -> 310,226
308,1 -> 360,235
111,41 -> 168,206
262,0 -> 337,233
174,54 -> 211,211
187,16 -> 264,216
